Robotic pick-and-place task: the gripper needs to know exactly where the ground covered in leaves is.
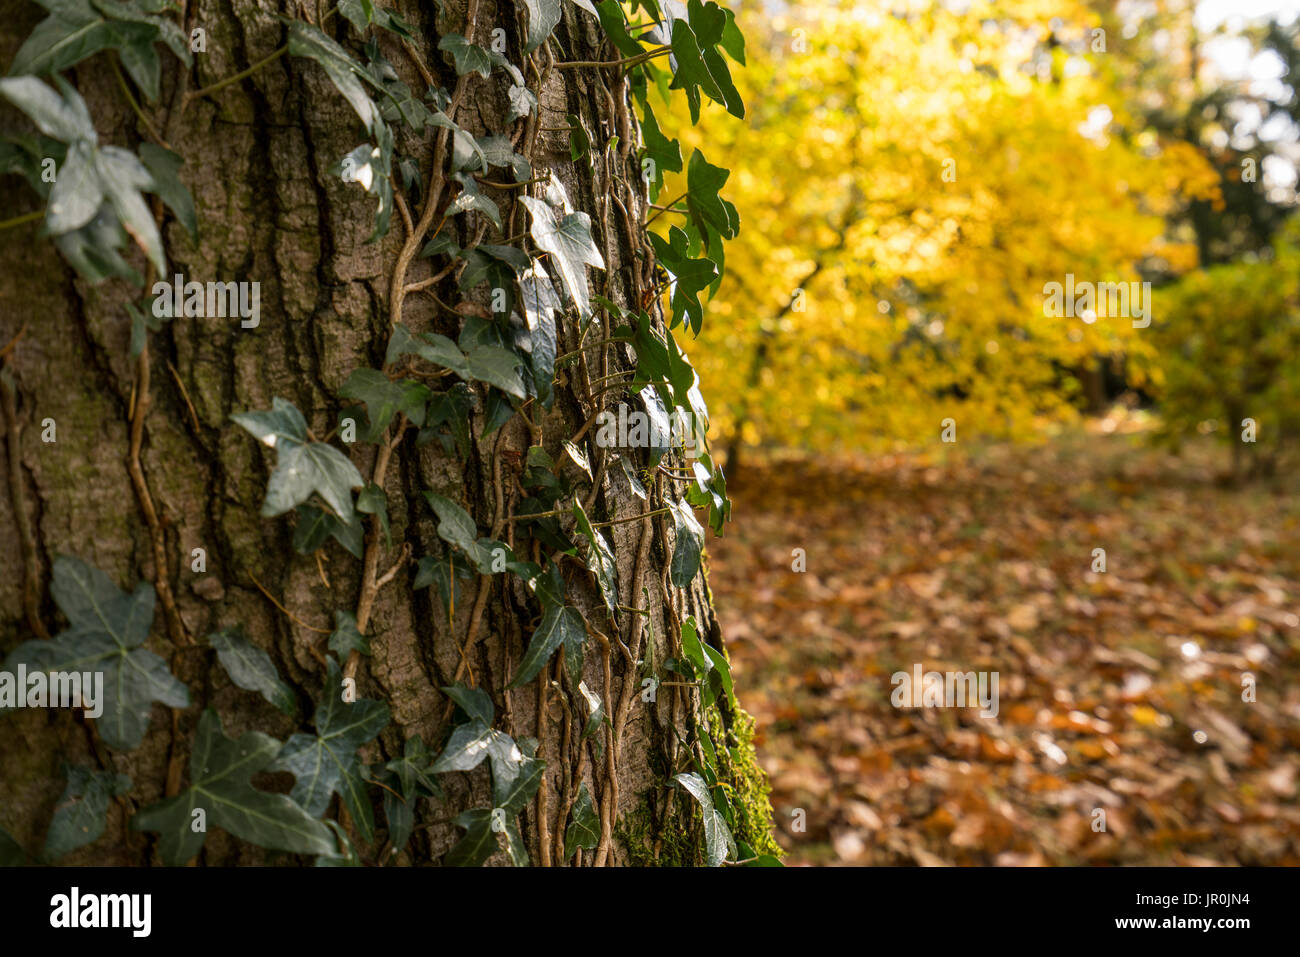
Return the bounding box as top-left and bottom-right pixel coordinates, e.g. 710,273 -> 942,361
707,423 -> 1300,865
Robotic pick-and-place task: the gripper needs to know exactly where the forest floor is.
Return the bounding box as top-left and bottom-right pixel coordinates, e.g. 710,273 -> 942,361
706,418 -> 1300,865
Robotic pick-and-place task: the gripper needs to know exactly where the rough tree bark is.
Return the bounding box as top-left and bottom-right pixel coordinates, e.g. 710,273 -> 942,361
0,0 -> 776,864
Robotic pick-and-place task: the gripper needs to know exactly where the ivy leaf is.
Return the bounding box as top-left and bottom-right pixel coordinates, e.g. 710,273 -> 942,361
638,101 -> 682,198
679,614 -> 713,682
673,771 -> 735,866
356,482 -> 390,544
577,679 -> 604,741
232,398 -> 364,523
567,111 -> 591,162
43,765 -> 131,861
138,143 -> 197,242
385,324 -> 469,376
668,17 -> 718,122
447,173 -> 501,230
520,195 -> 605,319
292,503 -> 364,558
338,0 -> 412,37
229,395 -> 307,446
431,720 -> 497,773
0,73 -> 96,144
509,603 -> 585,688
507,83 -> 537,118
207,627 -> 296,715
519,264 -> 560,407
667,497 -> 704,587
572,502 -> 619,616
465,344 -> 527,398
563,782 -> 599,859
522,0 -> 561,53
685,148 -> 739,243
272,658 -> 390,842
1,555 -> 189,751
0,77 -> 166,275
46,140 -> 101,234
95,144 -> 166,275
10,0 -> 191,103
287,22 -> 377,131
649,225 -> 716,334
53,206 -> 140,284
442,683 -> 494,726
339,368 -> 431,442
328,610 -> 370,659
133,709 -> 335,865
492,751 -> 543,814
423,491 -> 480,558
438,33 -> 493,78
443,808 -> 496,866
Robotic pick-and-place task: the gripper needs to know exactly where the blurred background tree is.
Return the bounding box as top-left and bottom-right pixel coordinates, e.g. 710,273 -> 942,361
645,0 -> 1300,479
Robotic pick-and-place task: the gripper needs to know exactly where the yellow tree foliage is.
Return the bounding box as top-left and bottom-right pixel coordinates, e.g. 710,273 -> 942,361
650,0 -> 1220,453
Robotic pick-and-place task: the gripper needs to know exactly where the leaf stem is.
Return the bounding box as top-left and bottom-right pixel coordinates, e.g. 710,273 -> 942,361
555,46 -> 671,70
186,45 -> 289,104
0,210 -> 43,231
111,54 -> 167,147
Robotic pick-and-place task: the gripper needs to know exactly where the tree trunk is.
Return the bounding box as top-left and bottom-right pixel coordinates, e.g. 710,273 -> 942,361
0,0 -> 775,866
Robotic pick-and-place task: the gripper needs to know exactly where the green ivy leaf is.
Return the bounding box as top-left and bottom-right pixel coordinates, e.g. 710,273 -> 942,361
572,501 -> 619,616
520,193 -> 605,319
443,808 -> 496,866
509,602 -> 585,688
328,610 -> 370,659
356,482 -> 390,544
0,71 -> 97,144
138,143 -> 197,241
232,398 -> 364,523
638,101 -> 682,198
447,173 -> 501,230
207,627 -> 296,715
442,683 -> 494,726
519,264 -> 561,407
522,0 -> 561,52
492,751 -> 543,814
1,555 -> 189,751
10,0 -> 191,103
562,781 -> 598,859
271,658 -> 390,842
649,225 -> 716,334
133,709 -> 335,865
673,771 -> 735,866
292,503 -> 364,558
423,491 -> 480,557
667,497 -> 704,588
386,324 -> 468,375
465,344 -> 527,398
685,147 -> 738,243
287,21 -> 377,130
43,765 -> 131,861
339,368 -> 431,442
438,33 -> 493,78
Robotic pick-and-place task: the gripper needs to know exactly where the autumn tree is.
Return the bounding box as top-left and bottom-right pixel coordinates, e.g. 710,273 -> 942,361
0,0 -> 778,866
668,0 -> 1220,463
